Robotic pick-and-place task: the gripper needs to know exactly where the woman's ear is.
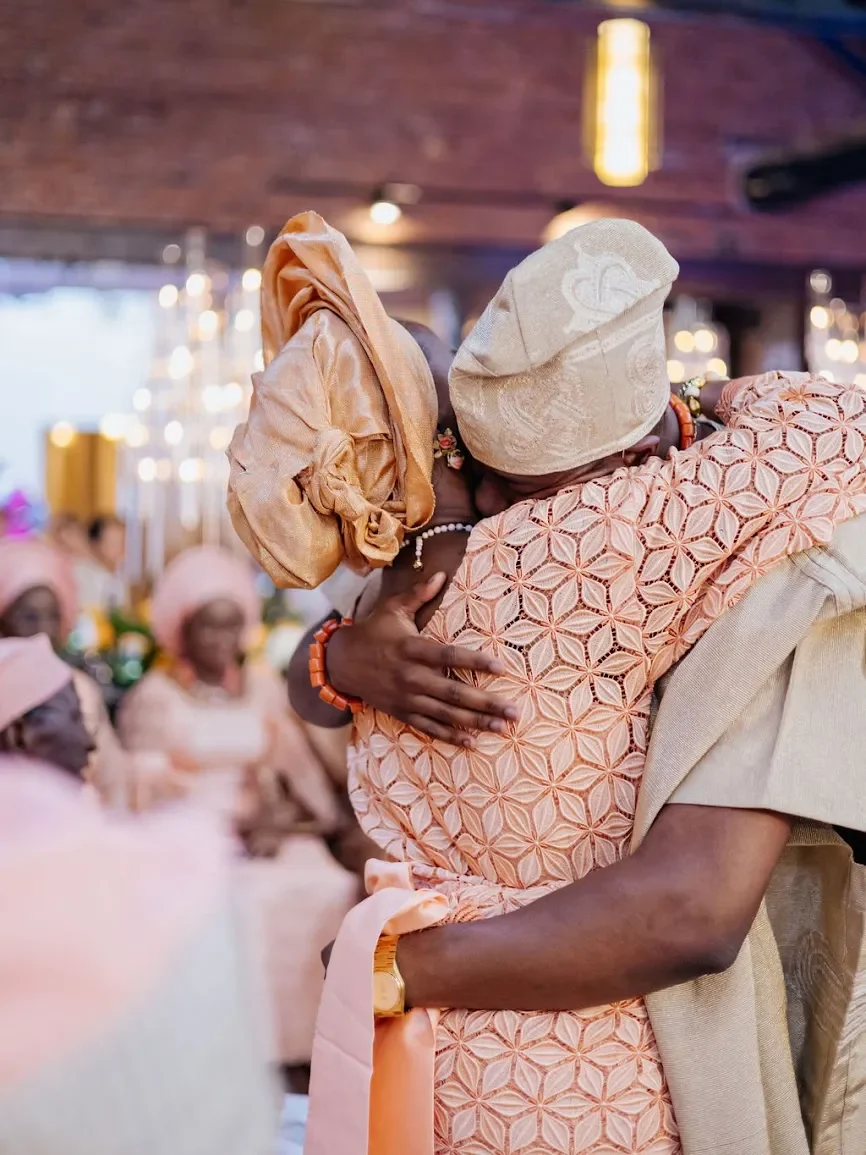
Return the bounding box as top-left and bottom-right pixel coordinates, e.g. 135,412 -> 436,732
0,719 -> 26,755
622,434 -> 660,468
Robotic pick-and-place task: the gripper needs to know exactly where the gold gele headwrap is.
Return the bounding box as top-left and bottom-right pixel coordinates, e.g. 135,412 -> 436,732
450,218 -> 679,476
228,211 -> 436,590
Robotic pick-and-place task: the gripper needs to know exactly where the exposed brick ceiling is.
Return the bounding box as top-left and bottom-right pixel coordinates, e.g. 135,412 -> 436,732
2,0 -> 866,264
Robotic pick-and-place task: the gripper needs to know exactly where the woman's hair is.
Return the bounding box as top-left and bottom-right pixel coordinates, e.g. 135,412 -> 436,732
88,514 -> 124,544
0,696 -> 49,751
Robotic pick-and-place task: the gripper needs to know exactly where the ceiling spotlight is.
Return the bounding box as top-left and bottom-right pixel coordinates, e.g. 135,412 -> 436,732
370,198 -> 402,226
369,186 -> 406,226
543,201 -> 612,243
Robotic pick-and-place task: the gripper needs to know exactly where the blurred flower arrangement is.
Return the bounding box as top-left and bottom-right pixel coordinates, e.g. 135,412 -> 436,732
0,487 -> 47,539
66,605 -> 159,715
255,581 -> 308,672
66,585 -> 307,717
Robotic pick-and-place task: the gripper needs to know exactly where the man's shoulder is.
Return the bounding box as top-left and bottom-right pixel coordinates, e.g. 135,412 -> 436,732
783,512 -> 866,612
805,513 -> 866,606
827,513 -> 866,574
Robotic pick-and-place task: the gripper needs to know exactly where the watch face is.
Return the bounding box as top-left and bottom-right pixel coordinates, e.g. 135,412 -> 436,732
373,971 -> 401,1014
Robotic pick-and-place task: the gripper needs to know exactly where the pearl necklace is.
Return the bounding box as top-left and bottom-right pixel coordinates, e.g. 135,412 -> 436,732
403,522 -> 474,570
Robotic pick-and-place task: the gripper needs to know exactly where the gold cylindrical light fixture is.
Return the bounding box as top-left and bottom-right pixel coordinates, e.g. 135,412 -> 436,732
587,18 -> 658,188
45,429 -> 117,521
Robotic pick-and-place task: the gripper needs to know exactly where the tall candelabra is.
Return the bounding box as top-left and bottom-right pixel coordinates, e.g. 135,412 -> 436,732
120,227 -> 265,585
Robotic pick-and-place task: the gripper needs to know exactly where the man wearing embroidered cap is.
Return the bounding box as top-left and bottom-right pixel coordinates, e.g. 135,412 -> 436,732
296,219 -> 866,1155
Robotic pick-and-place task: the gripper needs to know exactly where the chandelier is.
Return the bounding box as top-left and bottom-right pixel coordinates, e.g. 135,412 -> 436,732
806,270 -> 866,387
120,227 -> 265,583
665,297 -> 729,387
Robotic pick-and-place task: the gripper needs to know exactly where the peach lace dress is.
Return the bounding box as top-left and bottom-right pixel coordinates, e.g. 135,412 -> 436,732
348,373 -> 866,1154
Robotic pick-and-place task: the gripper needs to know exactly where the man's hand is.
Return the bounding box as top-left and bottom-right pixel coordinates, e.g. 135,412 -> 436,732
328,573 -> 518,746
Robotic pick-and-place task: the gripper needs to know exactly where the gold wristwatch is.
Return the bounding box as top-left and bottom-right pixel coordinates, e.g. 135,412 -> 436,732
373,934 -> 406,1018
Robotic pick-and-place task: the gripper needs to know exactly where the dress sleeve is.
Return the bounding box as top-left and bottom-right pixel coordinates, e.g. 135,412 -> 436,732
116,674 -> 185,811
668,603 -> 866,829
716,370 -> 809,423
72,671 -> 132,810
633,371 -> 866,675
117,674 -> 174,753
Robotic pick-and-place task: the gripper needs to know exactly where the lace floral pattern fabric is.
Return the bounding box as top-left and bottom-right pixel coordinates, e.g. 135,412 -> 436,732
350,373 -> 866,1153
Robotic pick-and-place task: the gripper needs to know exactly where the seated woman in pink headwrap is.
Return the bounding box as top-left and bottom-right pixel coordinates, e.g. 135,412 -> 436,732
117,544 -> 357,1076
0,538 -> 129,805
0,633 -> 94,779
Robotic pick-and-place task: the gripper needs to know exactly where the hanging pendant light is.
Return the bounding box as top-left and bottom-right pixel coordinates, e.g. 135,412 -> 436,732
586,18 -> 659,188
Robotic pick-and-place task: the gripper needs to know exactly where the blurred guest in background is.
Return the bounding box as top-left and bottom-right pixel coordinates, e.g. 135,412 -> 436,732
75,513 -> 128,612
117,545 -> 358,1078
47,511 -> 90,560
0,756 -> 278,1155
0,634 -> 93,780
0,538 -> 129,804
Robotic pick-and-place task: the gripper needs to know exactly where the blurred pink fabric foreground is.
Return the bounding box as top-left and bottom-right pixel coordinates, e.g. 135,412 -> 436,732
0,757 -> 278,1154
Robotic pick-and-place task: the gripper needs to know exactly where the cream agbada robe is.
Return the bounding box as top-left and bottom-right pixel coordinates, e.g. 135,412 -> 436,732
642,512 -> 866,1155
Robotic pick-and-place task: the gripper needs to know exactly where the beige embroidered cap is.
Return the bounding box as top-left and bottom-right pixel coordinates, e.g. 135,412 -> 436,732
450,219 -> 679,475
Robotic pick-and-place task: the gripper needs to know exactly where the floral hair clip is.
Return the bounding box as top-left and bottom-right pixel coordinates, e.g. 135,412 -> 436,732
434,428 -> 465,471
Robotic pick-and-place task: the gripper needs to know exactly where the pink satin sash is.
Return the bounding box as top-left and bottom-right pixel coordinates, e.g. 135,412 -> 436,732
305,860 -> 449,1155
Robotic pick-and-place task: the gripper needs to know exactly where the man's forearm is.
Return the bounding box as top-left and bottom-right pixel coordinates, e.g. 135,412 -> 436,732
397,805 -> 791,1012
398,846 -> 723,1012
286,616 -> 351,729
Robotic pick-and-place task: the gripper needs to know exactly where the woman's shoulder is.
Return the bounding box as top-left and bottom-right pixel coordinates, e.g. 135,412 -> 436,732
467,486 -> 601,545
119,668 -> 179,712
243,661 -> 287,710
116,669 -> 182,750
